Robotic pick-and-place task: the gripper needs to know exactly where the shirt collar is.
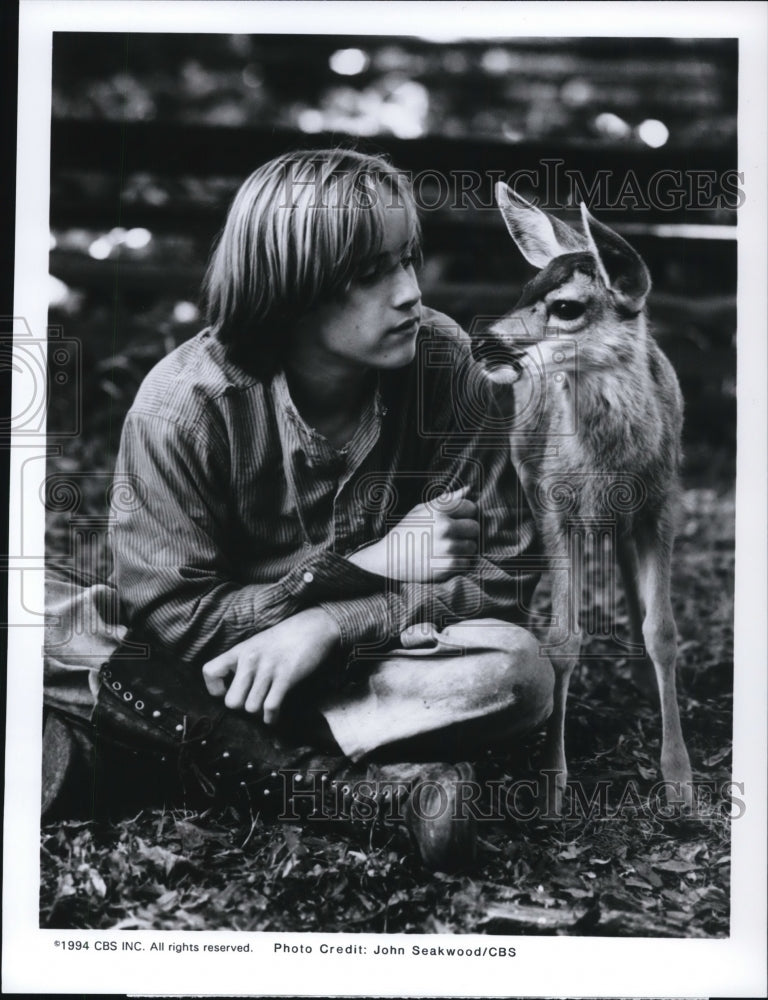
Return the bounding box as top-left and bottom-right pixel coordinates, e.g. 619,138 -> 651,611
271,369 -> 384,465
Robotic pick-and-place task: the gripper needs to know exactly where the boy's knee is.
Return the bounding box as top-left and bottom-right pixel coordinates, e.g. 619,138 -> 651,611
515,637 -> 554,726
495,627 -> 553,725
448,619 -> 554,727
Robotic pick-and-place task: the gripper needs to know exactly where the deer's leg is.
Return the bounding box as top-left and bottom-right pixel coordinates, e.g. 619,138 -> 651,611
616,534 -> 654,695
635,514 -> 694,809
540,527 -> 581,816
617,534 -> 643,643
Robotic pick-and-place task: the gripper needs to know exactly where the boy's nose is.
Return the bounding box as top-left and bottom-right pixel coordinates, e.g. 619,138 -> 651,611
393,266 -> 421,309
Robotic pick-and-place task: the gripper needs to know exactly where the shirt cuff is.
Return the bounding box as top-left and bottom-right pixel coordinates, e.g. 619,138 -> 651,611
319,592 -> 406,652
281,550 -> 386,602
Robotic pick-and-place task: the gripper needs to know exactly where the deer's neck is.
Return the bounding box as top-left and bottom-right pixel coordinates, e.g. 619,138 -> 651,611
518,318 -> 663,462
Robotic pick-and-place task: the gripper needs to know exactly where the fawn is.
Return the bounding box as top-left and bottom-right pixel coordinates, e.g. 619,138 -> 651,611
473,183 -> 694,815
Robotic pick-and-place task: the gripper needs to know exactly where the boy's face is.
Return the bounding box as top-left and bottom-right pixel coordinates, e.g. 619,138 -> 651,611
296,203 -> 422,373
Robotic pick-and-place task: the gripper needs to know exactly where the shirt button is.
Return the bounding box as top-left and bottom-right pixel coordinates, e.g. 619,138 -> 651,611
303,571 -> 314,584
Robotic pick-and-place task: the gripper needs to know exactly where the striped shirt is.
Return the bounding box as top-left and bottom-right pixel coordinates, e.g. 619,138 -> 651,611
110,311 -> 540,665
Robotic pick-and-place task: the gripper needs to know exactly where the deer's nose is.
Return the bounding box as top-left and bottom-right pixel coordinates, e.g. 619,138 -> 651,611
471,333 -> 527,369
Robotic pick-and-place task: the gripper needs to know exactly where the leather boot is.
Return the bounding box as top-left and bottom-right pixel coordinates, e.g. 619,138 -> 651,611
273,760 -> 478,872
92,651 -> 480,871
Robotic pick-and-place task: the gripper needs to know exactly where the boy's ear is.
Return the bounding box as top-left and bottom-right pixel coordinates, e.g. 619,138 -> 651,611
580,203 -> 651,312
495,183 -> 585,269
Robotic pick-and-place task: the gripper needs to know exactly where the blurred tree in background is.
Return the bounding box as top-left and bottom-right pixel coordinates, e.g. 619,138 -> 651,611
51,34 -> 735,145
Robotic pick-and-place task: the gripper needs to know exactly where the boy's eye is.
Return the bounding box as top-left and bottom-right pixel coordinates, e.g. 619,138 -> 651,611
358,253 -> 419,285
548,300 -> 586,321
358,267 -> 380,285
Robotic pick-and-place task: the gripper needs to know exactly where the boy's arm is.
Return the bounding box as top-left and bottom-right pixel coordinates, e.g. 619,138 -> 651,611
111,316 -> 537,665
317,445 -> 539,651
316,320 -> 541,652
111,410 -> 385,664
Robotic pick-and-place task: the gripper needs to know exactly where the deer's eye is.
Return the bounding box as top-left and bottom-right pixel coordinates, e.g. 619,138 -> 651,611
548,300 -> 586,321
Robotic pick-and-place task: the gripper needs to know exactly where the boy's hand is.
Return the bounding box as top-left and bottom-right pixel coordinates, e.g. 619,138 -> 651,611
348,485 -> 479,583
202,607 -> 340,724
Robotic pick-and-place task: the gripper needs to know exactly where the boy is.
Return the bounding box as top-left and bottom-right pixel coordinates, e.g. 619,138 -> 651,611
44,149 -> 554,871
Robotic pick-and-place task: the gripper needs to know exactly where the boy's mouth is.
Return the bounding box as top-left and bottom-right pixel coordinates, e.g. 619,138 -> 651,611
390,315 -> 420,335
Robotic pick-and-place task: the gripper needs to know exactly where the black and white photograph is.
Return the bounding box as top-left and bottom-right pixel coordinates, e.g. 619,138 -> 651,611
3,1 -> 766,996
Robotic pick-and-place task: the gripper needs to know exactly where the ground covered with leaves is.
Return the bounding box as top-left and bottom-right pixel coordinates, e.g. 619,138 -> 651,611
41,486 -> 734,936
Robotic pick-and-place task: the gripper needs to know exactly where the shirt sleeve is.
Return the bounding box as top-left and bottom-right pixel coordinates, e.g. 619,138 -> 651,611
318,456 -> 540,653
110,409 -> 385,664
318,321 -> 542,653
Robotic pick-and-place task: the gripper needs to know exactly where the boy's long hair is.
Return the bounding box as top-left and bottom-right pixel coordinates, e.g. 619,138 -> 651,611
204,148 -> 422,378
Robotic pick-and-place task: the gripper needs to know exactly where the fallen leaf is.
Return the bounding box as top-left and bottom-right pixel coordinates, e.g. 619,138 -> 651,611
653,859 -> 699,873
556,844 -> 588,860
56,873 -> 77,898
702,746 -> 731,767
174,819 -> 231,852
87,870 -> 107,898
156,889 -> 179,909
478,900 -> 591,932
134,838 -> 185,877
558,887 -> 594,900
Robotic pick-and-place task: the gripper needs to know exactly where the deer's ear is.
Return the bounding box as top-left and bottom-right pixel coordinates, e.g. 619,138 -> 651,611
580,203 -> 651,312
496,183 -> 585,269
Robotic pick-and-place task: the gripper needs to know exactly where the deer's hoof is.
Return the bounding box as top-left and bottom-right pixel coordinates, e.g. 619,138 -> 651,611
658,770 -> 695,814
